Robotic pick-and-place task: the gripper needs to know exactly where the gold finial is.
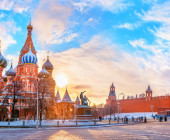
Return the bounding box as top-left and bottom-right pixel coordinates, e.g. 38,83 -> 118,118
47,51 -> 49,59
11,59 -> 13,67
30,17 -> 31,25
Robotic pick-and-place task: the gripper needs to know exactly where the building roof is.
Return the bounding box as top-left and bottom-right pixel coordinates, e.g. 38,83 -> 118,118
75,95 -> 80,102
56,89 -> 61,101
146,85 -> 152,92
61,88 -> 72,102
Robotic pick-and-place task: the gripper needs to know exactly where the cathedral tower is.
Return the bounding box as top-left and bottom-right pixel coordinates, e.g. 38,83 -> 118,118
16,22 -> 38,97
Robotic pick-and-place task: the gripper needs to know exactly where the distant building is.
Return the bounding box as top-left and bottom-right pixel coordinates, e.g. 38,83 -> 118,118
56,88 -> 75,119
105,83 -> 170,115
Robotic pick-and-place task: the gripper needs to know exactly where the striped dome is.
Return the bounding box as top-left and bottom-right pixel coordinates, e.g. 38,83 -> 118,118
43,56 -> 53,71
38,67 -> 49,78
0,52 -> 7,68
22,47 -> 37,64
6,63 -> 16,76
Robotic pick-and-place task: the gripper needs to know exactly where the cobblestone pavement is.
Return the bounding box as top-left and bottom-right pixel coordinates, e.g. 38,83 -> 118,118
0,121 -> 170,140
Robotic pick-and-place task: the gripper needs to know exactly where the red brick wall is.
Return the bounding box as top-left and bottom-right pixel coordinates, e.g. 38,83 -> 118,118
106,96 -> 170,113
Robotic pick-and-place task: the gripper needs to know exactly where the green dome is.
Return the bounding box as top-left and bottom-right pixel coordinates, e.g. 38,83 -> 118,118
0,52 -> 7,68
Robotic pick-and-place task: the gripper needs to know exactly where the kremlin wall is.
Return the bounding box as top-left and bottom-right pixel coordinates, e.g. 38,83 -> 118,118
105,83 -> 170,115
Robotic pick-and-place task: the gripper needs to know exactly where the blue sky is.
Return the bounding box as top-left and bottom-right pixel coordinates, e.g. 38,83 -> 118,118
0,0 -> 170,104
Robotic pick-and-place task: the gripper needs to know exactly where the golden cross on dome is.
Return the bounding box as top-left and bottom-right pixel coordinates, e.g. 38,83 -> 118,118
0,40 -> 1,52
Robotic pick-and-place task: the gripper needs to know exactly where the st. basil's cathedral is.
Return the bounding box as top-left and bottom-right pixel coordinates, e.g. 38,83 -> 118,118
0,22 -> 79,120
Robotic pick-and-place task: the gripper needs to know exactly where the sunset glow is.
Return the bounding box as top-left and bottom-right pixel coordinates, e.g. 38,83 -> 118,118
55,74 -> 68,88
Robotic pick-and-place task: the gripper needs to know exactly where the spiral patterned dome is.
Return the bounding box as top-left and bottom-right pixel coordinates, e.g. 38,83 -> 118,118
43,56 -> 53,71
22,47 -> 37,64
6,63 -> 16,76
0,52 -> 7,68
38,66 -> 49,78
3,72 -> 7,82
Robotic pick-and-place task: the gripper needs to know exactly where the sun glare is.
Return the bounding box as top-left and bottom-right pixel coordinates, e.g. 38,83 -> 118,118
55,74 -> 68,88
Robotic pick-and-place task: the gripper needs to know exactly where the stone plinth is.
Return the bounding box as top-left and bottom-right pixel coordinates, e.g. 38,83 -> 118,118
75,105 -> 93,120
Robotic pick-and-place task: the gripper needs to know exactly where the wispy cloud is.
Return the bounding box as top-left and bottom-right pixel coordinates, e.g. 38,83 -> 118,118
0,20 -> 19,53
137,1 -> 170,42
73,0 -> 133,13
114,22 -> 140,30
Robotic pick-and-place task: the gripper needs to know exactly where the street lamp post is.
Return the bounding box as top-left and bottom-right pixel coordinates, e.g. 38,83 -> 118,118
117,93 -> 124,117
36,81 -> 38,129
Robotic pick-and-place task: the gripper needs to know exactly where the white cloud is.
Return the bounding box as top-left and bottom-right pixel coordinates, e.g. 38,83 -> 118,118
0,0 -> 14,11
32,0 -> 76,46
85,18 -> 98,26
0,0 -> 32,13
114,22 -> 140,30
73,0 -> 133,13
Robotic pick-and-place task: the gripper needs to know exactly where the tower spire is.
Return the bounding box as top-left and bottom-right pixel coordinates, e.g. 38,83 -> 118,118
47,51 -> 49,59
0,40 -> 1,52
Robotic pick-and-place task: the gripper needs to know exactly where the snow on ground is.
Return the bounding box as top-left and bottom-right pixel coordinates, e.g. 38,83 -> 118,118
0,120 -> 104,127
0,112 -> 158,127
104,112 -> 157,120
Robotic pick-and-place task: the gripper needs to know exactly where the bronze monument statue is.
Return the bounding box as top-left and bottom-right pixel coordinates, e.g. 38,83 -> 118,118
80,91 -> 91,106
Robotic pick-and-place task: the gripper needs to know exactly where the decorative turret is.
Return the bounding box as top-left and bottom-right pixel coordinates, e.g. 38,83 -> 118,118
21,45 -> 37,65
75,95 -> 80,106
6,63 -> 16,77
62,87 -> 72,102
56,88 -> 61,102
108,83 -> 116,99
146,85 -> 152,98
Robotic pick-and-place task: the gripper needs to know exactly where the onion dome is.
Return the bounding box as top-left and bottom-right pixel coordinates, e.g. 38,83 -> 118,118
0,52 -> 7,68
43,56 -> 53,71
27,20 -> 33,30
0,41 -> 7,68
22,46 -> 37,64
3,72 -> 7,82
6,63 -> 16,76
38,66 -> 49,78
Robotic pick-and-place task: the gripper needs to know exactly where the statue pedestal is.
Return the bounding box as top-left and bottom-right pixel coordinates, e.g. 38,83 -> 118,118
75,105 -> 93,120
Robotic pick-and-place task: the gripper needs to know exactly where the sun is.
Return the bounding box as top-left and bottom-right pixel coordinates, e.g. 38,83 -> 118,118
55,74 -> 68,88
